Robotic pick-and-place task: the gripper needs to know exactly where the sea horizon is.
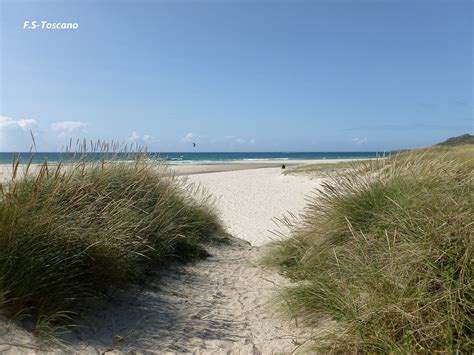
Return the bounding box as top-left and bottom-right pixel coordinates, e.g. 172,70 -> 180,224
0,151 -> 387,165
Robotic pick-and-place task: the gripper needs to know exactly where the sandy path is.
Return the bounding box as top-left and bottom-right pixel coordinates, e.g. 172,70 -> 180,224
1,167 -> 325,354
1,240 -> 315,354
76,240 -> 311,353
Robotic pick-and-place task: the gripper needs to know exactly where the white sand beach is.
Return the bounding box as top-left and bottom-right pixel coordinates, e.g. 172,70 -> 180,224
0,161 -> 338,353
184,167 -> 324,246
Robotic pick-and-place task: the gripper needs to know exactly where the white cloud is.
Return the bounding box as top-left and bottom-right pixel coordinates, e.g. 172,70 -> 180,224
182,132 -> 195,143
17,119 -> 37,129
352,137 -> 368,146
0,116 -> 91,151
129,131 -> 140,142
129,131 -> 158,147
0,116 -> 37,130
0,115 -> 38,151
50,121 -> 87,136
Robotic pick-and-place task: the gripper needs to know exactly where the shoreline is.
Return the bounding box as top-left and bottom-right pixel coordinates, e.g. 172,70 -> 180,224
0,158 -> 372,182
169,158 -> 368,175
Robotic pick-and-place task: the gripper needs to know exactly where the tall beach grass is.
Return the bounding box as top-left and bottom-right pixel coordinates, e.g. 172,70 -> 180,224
266,145 -> 473,352
0,146 -> 223,336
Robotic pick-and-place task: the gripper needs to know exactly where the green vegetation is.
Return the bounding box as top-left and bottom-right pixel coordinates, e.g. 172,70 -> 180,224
0,153 -> 223,336
266,145 -> 473,352
283,160 -> 370,177
437,133 -> 474,147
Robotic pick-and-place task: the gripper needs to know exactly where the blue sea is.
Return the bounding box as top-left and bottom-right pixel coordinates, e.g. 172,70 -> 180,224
0,152 -> 385,165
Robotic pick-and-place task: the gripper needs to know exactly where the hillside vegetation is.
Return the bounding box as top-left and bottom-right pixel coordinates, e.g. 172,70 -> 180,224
266,145 -> 473,352
0,152 -> 223,337
437,133 -> 474,147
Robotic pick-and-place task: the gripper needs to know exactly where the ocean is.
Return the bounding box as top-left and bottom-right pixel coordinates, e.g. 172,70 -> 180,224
0,152 -> 385,165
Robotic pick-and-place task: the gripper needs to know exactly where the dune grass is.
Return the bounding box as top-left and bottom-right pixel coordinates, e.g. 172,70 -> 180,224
266,145 -> 473,352
0,151 -> 223,336
282,160 -> 370,177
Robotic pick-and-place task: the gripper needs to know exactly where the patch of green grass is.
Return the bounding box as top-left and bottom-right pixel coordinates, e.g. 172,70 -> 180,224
0,152 -> 223,335
283,160 -> 371,177
266,145 -> 473,352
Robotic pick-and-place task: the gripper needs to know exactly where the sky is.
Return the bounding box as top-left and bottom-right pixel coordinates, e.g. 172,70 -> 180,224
0,0 -> 472,152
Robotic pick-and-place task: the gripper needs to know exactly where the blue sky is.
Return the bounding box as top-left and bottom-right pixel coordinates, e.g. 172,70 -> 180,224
0,0 -> 472,152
